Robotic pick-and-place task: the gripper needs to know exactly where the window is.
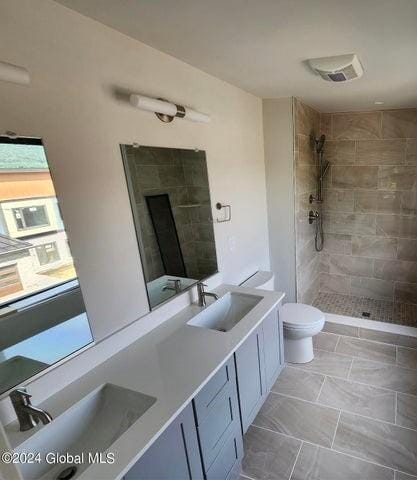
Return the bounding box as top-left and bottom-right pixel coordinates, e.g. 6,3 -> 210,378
0,137 -> 77,307
36,242 -> 60,266
13,205 -> 49,230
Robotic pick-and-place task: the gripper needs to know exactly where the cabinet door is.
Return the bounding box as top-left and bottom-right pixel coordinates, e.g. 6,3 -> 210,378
234,325 -> 266,433
124,403 -> 203,480
263,308 -> 284,391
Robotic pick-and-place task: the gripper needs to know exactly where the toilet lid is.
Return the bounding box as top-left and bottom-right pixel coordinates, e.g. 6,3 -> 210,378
281,303 -> 325,328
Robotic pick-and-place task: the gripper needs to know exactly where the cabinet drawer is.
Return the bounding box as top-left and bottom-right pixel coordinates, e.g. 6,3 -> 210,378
194,357 -> 235,424
198,384 -> 240,470
206,427 -> 243,480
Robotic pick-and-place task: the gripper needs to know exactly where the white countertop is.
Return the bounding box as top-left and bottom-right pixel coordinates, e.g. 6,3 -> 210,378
6,284 -> 284,480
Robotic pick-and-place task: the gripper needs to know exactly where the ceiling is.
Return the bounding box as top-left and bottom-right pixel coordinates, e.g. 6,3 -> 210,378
54,0 -> 417,112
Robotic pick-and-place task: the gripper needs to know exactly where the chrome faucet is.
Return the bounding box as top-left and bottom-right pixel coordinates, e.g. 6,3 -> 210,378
196,282 -> 219,307
10,388 -> 53,431
162,279 -> 182,293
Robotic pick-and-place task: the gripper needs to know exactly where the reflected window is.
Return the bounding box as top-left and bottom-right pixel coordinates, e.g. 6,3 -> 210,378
0,136 -> 92,395
36,242 -> 60,265
13,205 -> 49,230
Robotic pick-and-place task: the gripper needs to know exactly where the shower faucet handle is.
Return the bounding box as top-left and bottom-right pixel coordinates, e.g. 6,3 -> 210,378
308,210 -> 320,224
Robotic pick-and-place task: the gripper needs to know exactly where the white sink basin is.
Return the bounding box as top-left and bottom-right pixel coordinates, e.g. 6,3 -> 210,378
187,292 -> 262,332
16,384 -> 156,480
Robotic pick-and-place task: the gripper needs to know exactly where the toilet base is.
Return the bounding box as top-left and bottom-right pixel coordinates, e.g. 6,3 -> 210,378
284,336 -> 314,364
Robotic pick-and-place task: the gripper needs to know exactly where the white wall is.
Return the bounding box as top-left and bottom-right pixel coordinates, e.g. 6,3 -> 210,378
263,98 -> 296,302
0,0 -> 270,343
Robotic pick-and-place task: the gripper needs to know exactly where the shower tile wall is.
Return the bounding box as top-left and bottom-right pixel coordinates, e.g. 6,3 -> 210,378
294,98 -> 321,303
319,109 -> 417,306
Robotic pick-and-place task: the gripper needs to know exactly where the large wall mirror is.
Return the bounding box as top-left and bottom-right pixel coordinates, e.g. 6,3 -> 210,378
0,136 -> 92,395
121,145 -> 218,309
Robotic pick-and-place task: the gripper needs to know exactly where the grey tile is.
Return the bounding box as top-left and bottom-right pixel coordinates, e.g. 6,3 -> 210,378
393,303 -> 417,328
271,366 -> 325,401
398,239 -> 417,262
318,376 -> 395,422
376,215 -> 417,239
319,273 -> 351,295
356,139 -> 406,165
395,472 -> 417,480
336,336 -> 396,364
382,109 -> 417,139
394,283 -> 417,305
406,139 -> 417,165
350,277 -> 394,301
329,254 -> 374,278
334,412 -> 417,475
293,349 -> 352,378
398,347 -> 417,370
295,99 -> 320,137
323,321 -> 359,337
354,190 -> 378,213
323,189 -> 354,212
359,328 -> 417,349
333,112 -> 382,140
374,259 -> 417,283
322,233 -> 352,255
291,442 -> 394,480
397,393 -> 417,431
313,332 -> 340,352
378,191 -> 403,214
323,140 -> 355,164
253,393 -> 339,448
401,191 -> 417,215
321,113 -> 333,139
349,358 -> 417,395
378,166 -> 417,191
331,212 -> 376,235
332,166 -> 378,189
242,425 -> 301,480
352,235 -> 397,259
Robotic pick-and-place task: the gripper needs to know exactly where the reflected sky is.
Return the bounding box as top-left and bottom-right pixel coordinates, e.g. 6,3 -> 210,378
1,314 -> 92,365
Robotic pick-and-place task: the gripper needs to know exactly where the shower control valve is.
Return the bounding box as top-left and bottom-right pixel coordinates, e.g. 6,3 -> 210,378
308,210 -> 320,224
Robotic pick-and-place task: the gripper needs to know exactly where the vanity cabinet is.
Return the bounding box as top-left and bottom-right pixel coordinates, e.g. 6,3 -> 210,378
234,324 -> 267,433
193,357 -> 243,479
234,306 -> 283,432
262,308 -> 284,391
124,403 -> 203,480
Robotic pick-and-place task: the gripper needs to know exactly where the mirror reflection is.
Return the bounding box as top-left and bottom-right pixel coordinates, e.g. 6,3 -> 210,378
0,137 -> 92,395
121,145 -> 218,309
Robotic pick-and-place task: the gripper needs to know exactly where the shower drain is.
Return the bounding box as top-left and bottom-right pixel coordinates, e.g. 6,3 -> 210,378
362,312 -> 371,318
56,466 -> 77,480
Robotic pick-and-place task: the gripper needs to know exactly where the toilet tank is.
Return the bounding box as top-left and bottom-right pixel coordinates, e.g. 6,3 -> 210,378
240,271 -> 275,291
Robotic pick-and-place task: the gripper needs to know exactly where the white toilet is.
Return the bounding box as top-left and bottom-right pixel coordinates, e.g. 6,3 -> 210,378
241,271 -> 325,364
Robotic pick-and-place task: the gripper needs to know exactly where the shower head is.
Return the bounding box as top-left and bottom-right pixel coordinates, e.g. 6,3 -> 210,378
316,134 -> 326,154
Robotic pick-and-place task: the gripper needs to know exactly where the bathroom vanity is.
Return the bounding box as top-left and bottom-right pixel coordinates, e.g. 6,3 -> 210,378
6,285 -> 284,480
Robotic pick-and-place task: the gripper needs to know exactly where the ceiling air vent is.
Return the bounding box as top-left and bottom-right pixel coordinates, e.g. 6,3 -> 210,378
308,54 -> 364,82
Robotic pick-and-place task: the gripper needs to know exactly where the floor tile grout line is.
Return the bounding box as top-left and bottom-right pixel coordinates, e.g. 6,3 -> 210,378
330,410 -> 341,449
395,391 -> 398,425
270,390 -> 417,433
292,357 -> 417,396
347,356 -> 354,380
315,375 -> 327,402
287,441 -> 303,480
249,424 -> 397,474
316,344 -> 398,368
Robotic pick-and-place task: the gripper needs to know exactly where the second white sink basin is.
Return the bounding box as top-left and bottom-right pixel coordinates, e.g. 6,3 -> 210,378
187,292 -> 262,332
16,383 -> 156,480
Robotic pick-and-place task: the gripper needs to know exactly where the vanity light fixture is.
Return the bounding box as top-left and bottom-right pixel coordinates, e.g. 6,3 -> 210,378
129,94 -> 210,123
0,60 -> 30,85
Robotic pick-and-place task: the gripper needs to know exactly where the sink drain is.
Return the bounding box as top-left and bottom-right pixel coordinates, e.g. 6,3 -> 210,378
56,466 -> 77,480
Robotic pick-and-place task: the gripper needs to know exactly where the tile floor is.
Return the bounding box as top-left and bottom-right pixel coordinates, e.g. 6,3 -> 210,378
313,292 -> 417,327
240,326 -> 417,480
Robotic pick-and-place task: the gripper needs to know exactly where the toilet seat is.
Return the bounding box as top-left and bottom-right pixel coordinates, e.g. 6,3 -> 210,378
282,303 -> 325,329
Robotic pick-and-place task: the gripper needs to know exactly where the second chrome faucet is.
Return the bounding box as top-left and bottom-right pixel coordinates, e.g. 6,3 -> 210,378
196,282 -> 219,307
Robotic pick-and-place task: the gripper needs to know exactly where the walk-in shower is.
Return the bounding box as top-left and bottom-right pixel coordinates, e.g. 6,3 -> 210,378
308,134 -> 329,252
